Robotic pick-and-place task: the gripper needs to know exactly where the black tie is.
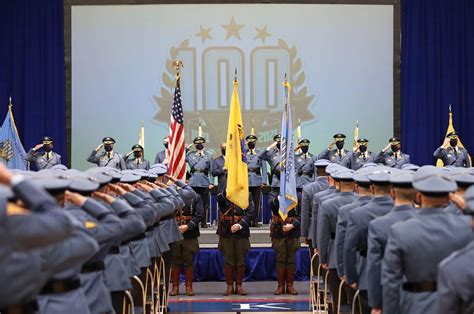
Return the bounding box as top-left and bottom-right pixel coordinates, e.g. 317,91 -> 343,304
46,153 -> 50,161
395,153 -> 398,161
338,151 -> 342,158
108,152 -> 111,159
362,154 -> 366,161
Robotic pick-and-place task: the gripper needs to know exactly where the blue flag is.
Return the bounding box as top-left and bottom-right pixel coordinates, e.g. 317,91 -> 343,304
0,104 -> 27,170
278,80 -> 298,220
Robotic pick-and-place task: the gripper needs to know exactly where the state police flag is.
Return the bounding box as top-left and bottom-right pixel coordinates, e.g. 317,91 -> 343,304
0,99 -> 27,170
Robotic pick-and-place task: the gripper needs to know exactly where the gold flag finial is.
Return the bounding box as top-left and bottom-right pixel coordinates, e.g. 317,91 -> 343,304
449,104 -> 452,113
173,60 -> 183,79
198,119 -> 203,137
234,67 -> 237,82
8,96 -> 12,109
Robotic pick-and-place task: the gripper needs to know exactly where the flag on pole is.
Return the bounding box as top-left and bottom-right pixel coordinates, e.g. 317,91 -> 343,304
0,98 -> 27,170
352,121 -> 359,151
138,121 -> 145,148
167,62 -> 186,179
224,72 -> 249,209
278,77 -> 298,220
436,105 -> 470,167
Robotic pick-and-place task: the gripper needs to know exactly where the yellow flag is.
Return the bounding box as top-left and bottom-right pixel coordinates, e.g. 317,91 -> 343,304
436,106 -> 469,167
352,121 -> 359,151
224,79 -> 249,209
138,122 -> 145,148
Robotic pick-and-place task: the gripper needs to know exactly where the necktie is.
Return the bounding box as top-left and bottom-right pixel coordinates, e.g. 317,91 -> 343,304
362,153 -> 366,161
108,152 -> 111,159
46,153 -> 50,161
453,148 -> 458,157
394,153 -> 398,161
136,159 -> 140,166
338,150 -> 342,158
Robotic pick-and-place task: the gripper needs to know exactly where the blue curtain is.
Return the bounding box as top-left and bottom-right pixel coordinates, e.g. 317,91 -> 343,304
401,0 -> 474,165
0,0 -> 66,167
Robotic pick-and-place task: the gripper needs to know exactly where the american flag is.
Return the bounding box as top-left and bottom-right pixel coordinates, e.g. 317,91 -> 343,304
167,78 -> 186,179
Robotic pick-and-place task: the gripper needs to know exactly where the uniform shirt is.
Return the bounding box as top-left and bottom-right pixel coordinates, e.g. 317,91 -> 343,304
300,176 -> 329,240
154,149 -> 167,164
335,195 -> 373,276
367,204 -> 415,308
25,149 -> 62,170
186,150 -> 214,187
176,194 -> 204,239
341,151 -> 375,170
374,151 -> 410,168
269,192 -> 301,238
443,201 -> 462,215
382,209 -> 472,314
246,148 -> 268,186
433,146 -> 471,167
317,191 -> 357,268
344,195 -> 393,289
437,240 -> 474,314
295,152 -> 316,188
87,150 -> 126,170
309,186 -> 337,245
212,155 -> 226,192
318,148 -> 349,165
124,156 -> 150,170
217,193 -> 256,238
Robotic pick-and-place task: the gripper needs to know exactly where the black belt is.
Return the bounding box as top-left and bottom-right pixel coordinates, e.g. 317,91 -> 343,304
40,278 -> 81,295
330,232 -> 335,239
0,300 -> 38,314
359,249 -> 367,257
81,260 -> 105,273
302,172 -> 313,176
192,170 -> 208,174
129,233 -> 146,242
146,226 -> 154,232
161,214 -> 175,220
248,169 -> 261,174
403,281 -> 437,292
109,246 -> 120,254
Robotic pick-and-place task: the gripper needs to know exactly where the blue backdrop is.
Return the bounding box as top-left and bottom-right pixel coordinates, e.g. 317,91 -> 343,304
1,0 -> 473,167
0,0 -> 66,167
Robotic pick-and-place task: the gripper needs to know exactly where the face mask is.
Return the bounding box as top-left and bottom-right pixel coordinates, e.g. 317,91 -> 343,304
134,152 -> 142,158
301,146 -> 309,154
104,145 -> 113,152
276,143 -> 281,150
336,142 -> 344,150
248,142 -> 256,150
391,145 -> 399,152
196,144 -> 204,151
221,149 -> 226,156
450,139 -> 458,147
43,145 -> 52,152
359,145 -> 367,153
164,143 -> 168,149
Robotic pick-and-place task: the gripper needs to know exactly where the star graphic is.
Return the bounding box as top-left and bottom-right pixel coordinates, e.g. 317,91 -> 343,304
221,16 -> 245,40
254,25 -> 272,44
195,25 -> 212,44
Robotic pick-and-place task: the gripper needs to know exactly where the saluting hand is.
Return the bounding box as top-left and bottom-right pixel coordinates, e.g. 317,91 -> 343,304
449,193 -> 466,210
118,183 -> 135,192
328,140 -> 336,149
382,143 -> 391,152
164,174 -> 178,183
95,143 -> 104,151
136,182 -> 153,192
442,137 -> 450,148
64,190 -> 87,207
33,143 -> 44,151
92,191 -> 116,204
108,184 -> 127,196
0,163 -> 13,185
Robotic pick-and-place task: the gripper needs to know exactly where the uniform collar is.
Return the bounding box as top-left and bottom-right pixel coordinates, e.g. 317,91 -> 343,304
372,195 -> 393,204
339,191 -> 354,196
418,207 -> 445,215
358,195 -> 372,201
392,204 -> 414,212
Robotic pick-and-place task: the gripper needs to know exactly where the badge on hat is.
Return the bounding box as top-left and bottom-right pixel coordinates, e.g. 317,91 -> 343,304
333,133 -> 346,142
193,136 -> 206,144
102,137 -> 116,145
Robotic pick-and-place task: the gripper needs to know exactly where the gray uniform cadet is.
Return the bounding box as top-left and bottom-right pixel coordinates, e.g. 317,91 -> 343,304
382,166 -> 473,314
374,137 -> 410,168
295,139 -> 316,188
341,138 -> 374,170
25,136 -> 62,170
212,143 -> 227,193
366,171 -> 416,311
309,164 -> 342,250
186,136 -> 213,227
344,170 -> 394,313
154,136 -> 169,164
437,184 -> 474,314
0,171 -> 76,312
87,137 -> 127,170
34,177 -> 99,314
245,134 -> 268,225
317,169 -> 357,313
444,170 -> 474,214
433,131 -> 471,167
301,159 -> 330,252
318,133 -> 349,165
335,171 -> 374,278
125,144 -> 151,170
262,134 -> 284,190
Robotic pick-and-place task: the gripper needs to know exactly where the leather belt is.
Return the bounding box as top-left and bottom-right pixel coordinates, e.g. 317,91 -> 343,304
248,168 -> 261,174
161,214 -> 175,221
271,215 -> 296,224
220,214 -> 243,223
176,215 -> 194,225
40,278 -> 81,295
108,246 -> 120,254
0,300 -> 38,314
403,281 -> 437,292
81,261 -> 105,273
192,170 -> 208,174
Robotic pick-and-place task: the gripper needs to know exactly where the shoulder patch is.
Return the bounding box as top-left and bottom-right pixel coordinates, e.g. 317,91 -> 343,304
7,203 -> 31,216
84,220 -> 97,229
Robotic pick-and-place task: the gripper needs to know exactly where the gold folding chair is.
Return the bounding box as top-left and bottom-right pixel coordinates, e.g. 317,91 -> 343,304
122,290 -> 135,314
309,252 -> 319,312
144,267 -> 155,313
351,289 -> 362,314
336,279 -> 345,314
131,276 -> 146,314
323,268 -> 331,312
